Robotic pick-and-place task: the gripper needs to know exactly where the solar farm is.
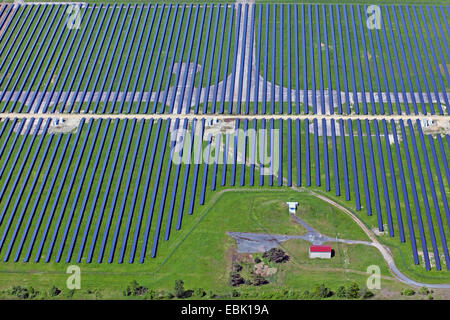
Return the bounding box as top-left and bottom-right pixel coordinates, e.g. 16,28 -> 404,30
0,1 -> 450,297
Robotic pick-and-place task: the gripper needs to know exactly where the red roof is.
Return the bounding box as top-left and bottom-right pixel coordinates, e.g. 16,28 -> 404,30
309,245 -> 332,253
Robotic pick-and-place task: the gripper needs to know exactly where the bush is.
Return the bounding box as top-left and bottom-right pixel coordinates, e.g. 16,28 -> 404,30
252,274 -> 268,286
427,294 -> 434,300
194,288 -> 206,298
336,286 -> 346,298
419,287 -> 429,295
207,290 -> 216,299
262,248 -> 289,263
233,263 -> 243,272
313,284 -> 332,299
123,280 -> 148,297
254,257 -> 262,264
401,288 -> 415,296
9,286 -> 39,300
174,280 -> 186,298
49,286 -> 61,297
64,289 -> 75,299
231,289 -> 240,297
360,287 -> 374,299
346,283 -> 360,299
229,272 -> 245,287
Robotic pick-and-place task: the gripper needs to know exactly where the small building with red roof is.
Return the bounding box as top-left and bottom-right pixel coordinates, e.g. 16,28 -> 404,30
309,245 -> 332,259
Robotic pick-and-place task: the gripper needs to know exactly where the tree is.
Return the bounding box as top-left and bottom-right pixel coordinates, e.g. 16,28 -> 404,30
401,288 -> 415,296
360,287 -> 374,299
313,284 -> 332,298
174,280 -> 186,298
262,248 -> 289,263
49,286 -> 61,297
336,286 -> 346,298
123,280 -> 148,297
419,287 -> 429,295
229,272 -> 245,287
194,288 -> 206,298
233,263 -> 243,272
252,274 -> 268,286
346,282 -> 360,299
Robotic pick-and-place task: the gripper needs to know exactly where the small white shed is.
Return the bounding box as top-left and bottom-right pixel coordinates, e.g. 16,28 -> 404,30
286,202 -> 299,214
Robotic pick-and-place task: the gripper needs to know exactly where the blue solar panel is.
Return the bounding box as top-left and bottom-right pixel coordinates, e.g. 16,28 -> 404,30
240,119 -> 248,186
228,4 -> 241,114
287,119 -> 292,187
220,4 -> 235,114
330,119 -> 339,196
166,5 -> 193,114
381,120 -> 404,241
364,120 -> 383,228
201,132 -> 212,201
347,120 -> 360,210
151,119 -> 181,259
339,120 -> 349,200
335,5 -> 350,114
356,120 -> 372,215
305,119 -> 310,186
138,119 -> 171,263
343,5 -> 360,114
295,119 -> 301,186
390,120 -> 419,264
236,4 -> 249,115
2,123 -> 51,261
417,126 -> 450,270
389,6 -> 418,115
428,134 -> 450,234
254,5 -> 262,114
44,119 -> 96,263
177,119 -> 198,230
0,119 -> 48,255
399,120 -> 431,270
32,119 -> 86,262
249,119 -> 257,186
211,5 -> 227,114
202,5 -> 220,114
313,119 -> 320,186
316,5 -> 325,115
373,120 -> 393,236
259,119 -> 266,186
188,118 -> 205,212
323,119 -> 330,191
407,120 -> 442,270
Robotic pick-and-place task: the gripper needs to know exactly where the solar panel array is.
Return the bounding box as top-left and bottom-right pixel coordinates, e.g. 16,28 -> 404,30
0,3 -> 449,269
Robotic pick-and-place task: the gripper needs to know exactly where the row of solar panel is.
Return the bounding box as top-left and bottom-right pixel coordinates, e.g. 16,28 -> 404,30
0,116 -> 449,268
0,3 -> 449,115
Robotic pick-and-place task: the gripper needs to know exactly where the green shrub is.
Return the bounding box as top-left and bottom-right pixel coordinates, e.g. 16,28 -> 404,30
123,280 -> 148,297
229,272 -> 245,287
346,283 -> 360,299
336,286 -> 346,298
49,286 -> 61,297
262,248 -> 289,263
419,287 -> 429,295
194,288 -> 206,298
313,284 -> 332,299
401,288 -> 415,296
233,263 -> 243,272
231,289 -> 240,297
360,287 -> 374,299
174,280 -> 185,298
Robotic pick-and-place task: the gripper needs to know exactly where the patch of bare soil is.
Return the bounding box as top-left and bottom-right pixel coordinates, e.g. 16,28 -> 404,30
48,118 -> 80,134
422,120 -> 450,135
